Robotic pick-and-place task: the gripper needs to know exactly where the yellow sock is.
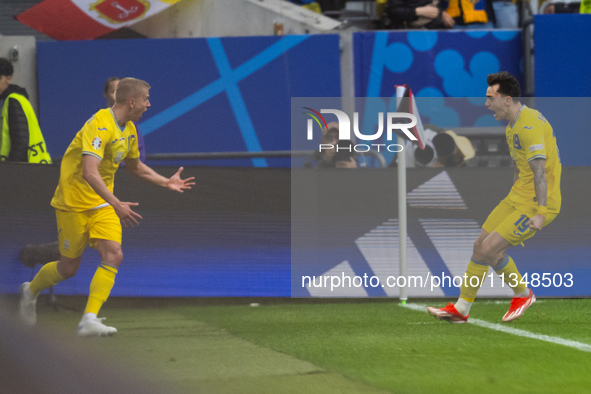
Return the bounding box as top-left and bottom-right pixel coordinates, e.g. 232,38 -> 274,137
495,255 -> 527,294
84,264 -> 118,315
29,261 -> 64,296
459,260 -> 490,303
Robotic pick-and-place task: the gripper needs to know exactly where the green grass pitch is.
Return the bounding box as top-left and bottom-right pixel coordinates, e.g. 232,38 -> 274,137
13,297 -> 591,393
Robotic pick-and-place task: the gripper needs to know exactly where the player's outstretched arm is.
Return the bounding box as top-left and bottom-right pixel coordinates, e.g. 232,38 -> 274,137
124,159 -> 195,193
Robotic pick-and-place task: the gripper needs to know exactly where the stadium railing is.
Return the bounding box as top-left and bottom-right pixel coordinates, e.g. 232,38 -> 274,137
144,150 -> 387,168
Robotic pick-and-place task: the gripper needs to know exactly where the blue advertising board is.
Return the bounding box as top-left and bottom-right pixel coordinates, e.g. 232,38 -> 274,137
353,30 -> 523,98
37,35 -> 341,167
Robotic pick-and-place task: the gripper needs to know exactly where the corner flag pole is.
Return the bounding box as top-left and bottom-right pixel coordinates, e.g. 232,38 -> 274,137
394,84 -> 425,305
398,133 -> 408,305
395,86 -> 408,305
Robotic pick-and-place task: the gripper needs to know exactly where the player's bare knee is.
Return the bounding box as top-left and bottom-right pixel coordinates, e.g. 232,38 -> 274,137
103,250 -> 123,267
473,243 -> 498,266
114,249 -> 123,265
98,242 -> 123,266
472,238 -> 484,255
57,256 -> 81,279
472,240 -> 488,260
57,263 -> 79,279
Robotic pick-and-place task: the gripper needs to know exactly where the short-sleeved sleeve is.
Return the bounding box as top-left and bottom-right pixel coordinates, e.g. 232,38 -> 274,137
125,122 -> 140,160
81,115 -> 112,161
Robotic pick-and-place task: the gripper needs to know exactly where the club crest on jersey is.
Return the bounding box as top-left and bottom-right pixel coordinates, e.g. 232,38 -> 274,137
90,0 -> 150,24
92,137 -> 102,150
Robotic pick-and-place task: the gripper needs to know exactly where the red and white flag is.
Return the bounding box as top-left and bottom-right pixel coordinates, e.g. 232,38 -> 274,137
17,0 -> 181,40
395,84 -> 426,150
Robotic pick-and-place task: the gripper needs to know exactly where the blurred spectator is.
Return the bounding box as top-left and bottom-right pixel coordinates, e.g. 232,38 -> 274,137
541,0 -> 581,13
304,123 -> 339,168
491,0 -> 519,28
303,123 -> 359,169
432,130 -> 475,167
444,0 -> 495,29
384,0 -> 455,29
334,139 -> 358,168
103,77 -> 120,108
104,77 -> 146,163
411,127 -> 439,166
315,0 -> 346,12
0,58 -> 52,163
401,126 -> 475,168
288,0 -> 323,13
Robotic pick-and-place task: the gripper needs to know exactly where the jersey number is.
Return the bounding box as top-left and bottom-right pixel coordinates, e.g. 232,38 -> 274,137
513,134 -> 522,150
514,215 -> 530,234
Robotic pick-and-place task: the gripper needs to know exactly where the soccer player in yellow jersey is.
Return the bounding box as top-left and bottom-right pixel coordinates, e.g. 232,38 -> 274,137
428,71 -> 561,323
19,78 -> 195,336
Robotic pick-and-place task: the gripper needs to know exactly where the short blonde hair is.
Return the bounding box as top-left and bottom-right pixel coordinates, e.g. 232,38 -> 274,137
115,77 -> 151,104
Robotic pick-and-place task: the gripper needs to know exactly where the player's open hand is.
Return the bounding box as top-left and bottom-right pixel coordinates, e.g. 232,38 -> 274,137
166,167 -> 195,193
527,214 -> 545,231
114,201 -> 143,228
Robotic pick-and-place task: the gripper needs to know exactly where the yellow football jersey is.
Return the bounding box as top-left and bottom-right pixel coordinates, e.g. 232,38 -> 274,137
51,108 -> 140,212
506,105 -> 561,212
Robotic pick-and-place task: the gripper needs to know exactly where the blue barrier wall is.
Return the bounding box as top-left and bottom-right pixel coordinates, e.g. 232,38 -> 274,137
2,165 -> 589,297
36,29 -> 591,167
351,30 -> 523,167
37,35 -> 342,167
534,15 -> 591,167
535,15 -> 591,97
0,164 -> 291,297
292,168 -> 591,298
353,30 -> 523,98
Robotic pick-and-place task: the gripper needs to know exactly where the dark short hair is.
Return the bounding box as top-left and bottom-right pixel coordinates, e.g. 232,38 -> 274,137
487,71 -> 521,100
103,77 -> 121,95
0,58 -> 14,77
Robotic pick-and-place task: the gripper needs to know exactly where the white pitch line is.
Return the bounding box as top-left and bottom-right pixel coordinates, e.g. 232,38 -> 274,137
401,303 -> 591,353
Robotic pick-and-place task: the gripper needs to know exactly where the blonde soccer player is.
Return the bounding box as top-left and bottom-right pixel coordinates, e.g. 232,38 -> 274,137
428,71 -> 561,323
19,78 -> 195,336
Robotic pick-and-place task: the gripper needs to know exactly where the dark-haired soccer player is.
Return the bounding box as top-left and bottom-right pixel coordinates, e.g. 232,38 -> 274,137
428,71 -> 561,323
19,78 -> 195,336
